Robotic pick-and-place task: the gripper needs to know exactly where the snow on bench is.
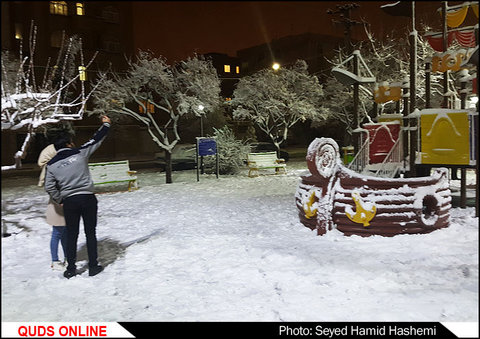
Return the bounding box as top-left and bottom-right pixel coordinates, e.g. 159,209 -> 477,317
88,160 -> 138,191
247,151 -> 286,177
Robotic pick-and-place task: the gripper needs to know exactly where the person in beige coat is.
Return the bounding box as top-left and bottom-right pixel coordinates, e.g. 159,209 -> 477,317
38,143 -> 67,271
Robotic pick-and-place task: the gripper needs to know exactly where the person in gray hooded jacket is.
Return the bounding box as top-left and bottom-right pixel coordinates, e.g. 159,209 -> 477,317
45,115 -> 111,278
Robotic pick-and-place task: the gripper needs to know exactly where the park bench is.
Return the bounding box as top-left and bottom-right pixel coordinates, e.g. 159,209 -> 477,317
88,160 -> 138,191
247,151 -> 286,177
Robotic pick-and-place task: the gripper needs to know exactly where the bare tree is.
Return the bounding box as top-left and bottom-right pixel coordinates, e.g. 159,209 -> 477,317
231,60 -> 324,154
91,51 -> 221,183
1,22 -> 102,170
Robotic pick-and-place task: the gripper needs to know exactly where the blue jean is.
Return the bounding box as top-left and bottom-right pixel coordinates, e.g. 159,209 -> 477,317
50,226 -> 67,262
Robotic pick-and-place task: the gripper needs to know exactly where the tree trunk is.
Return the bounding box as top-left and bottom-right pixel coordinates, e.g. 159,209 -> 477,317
165,151 -> 173,184
275,144 -> 281,158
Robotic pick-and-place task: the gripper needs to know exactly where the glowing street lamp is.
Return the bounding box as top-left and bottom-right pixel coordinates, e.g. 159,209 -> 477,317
197,104 -> 206,173
272,62 -> 280,71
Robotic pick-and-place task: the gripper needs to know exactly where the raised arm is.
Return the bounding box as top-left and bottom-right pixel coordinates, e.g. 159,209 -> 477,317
79,115 -> 112,159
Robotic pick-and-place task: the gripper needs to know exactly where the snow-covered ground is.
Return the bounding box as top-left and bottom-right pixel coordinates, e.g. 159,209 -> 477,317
1,161 -> 478,322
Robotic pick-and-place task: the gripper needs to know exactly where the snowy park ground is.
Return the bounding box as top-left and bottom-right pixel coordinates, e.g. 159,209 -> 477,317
1,160 -> 478,322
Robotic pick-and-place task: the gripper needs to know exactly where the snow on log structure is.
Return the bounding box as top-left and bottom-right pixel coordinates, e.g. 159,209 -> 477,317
295,137 -> 451,237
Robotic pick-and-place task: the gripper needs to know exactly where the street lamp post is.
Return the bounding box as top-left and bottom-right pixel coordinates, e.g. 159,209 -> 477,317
198,104 -> 205,137
198,104 -> 205,173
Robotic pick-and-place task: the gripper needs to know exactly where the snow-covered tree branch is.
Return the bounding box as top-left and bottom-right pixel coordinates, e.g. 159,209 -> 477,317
91,51 -> 221,183
1,23 -> 102,171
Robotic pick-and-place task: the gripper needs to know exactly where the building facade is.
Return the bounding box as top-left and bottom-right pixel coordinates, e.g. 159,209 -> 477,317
2,1 -> 134,72
203,52 -> 242,100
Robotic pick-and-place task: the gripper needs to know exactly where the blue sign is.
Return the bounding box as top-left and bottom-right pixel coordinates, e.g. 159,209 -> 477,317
198,138 -> 217,156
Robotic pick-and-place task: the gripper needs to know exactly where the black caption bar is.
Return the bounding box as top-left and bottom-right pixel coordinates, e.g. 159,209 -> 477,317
119,322 -> 461,339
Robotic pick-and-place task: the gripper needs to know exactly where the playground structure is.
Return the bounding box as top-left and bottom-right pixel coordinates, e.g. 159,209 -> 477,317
298,2 -> 478,236
295,138 -> 451,237
332,1 -> 478,210
348,108 -> 477,181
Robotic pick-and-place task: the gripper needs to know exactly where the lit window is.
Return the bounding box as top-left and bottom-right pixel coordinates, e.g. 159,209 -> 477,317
50,1 -> 68,15
236,66 -> 240,74
139,101 -> 155,114
14,23 -> 22,40
76,2 -> 85,16
224,65 -> 231,73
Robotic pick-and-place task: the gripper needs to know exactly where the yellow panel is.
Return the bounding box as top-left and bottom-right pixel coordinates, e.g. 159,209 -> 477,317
378,114 -> 403,125
421,112 -> 470,165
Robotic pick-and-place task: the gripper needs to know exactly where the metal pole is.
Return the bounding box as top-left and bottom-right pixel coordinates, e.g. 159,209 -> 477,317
476,110 -> 479,217
475,25 -> 479,217
402,77 -> 410,172
409,2 -> 417,112
200,117 -> 204,174
442,1 -> 449,108
460,167 -> 467,208
459,70 -> 468,110
460,70 -> 468,208
196,139 -> 200,182
216,150 -> 219,179
409,2 -> 417,177
353,50 -> 360,153
425,61 -> 431,108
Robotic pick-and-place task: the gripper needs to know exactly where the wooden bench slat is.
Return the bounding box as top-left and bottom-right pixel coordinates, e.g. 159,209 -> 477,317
88,160 -> 138,191
247,151 -> 286,177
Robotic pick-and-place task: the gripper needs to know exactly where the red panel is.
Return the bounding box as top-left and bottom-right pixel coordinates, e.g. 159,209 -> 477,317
364,123 -> 400,164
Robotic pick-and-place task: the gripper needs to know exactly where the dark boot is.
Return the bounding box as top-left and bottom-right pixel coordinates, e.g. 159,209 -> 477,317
63,269 -> 77,279
89,265 -> 103,277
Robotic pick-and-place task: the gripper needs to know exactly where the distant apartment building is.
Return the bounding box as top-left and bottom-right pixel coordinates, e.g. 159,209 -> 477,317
203,52 -> 242,100
2,1 -> 133,72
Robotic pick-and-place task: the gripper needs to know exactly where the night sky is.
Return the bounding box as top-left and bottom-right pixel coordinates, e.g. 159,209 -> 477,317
130,1 -> 453,63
